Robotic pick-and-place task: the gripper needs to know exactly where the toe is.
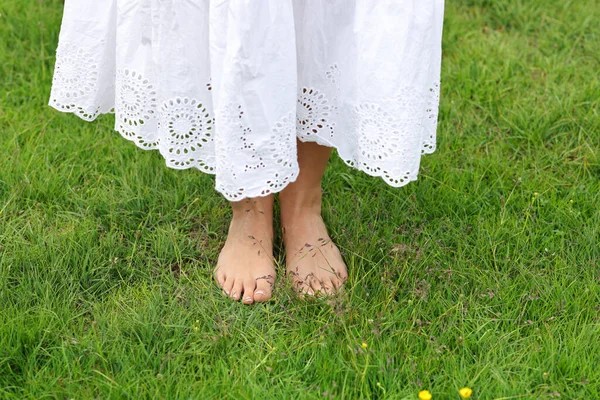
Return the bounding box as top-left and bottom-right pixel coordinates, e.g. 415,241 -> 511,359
221,277 -> 235,296
330,275 -> 345,290
309,276 -> 330,296
253,277 -> 273,303
230,280 -> 243,301
335,270 -> 349,286
242,280 -> 256,304
300,285 -> 315,297
319,279 -> 337,296
290,274 -> 314,297
298,279 -> 315,297
214,268 -> 226,286
329,277 -> 340,290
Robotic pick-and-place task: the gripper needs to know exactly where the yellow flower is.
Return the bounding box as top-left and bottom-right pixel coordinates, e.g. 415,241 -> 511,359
459,387 -> 472,399
361,342 -> 368,349
418,390 -> 432,400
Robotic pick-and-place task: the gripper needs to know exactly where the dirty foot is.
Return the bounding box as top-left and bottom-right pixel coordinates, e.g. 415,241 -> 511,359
281,209 -> 347,297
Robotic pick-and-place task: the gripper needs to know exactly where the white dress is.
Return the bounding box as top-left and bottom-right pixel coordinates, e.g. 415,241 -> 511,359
49,0 -> 445,201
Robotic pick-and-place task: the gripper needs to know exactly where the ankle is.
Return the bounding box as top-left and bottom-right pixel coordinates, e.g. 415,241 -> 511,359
279,203 -> 326,244
279,188 -> 323,221
230,195 -> 274,219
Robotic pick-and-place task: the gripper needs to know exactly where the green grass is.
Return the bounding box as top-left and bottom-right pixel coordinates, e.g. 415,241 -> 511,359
1,0 -> 599,398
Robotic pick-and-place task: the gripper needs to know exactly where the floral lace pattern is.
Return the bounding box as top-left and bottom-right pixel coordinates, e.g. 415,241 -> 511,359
115,69 -> 158,149
297,88 -> 336,141
158,97 -> 215,171
49,42 -> 101,121
214,106 -> 298,200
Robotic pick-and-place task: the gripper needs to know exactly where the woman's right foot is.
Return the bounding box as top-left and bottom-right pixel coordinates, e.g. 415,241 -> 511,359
214,196 -> 276,304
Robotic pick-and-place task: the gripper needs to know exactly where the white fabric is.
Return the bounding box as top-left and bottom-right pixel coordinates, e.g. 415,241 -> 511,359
49,0 -> 445,201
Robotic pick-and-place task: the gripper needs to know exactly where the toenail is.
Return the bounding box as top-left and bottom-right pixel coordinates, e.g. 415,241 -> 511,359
244,297 -> 253,302
255,291 -> 266,298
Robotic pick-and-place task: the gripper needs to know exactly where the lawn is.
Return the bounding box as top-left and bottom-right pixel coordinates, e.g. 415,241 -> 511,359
0,0 -> 599,398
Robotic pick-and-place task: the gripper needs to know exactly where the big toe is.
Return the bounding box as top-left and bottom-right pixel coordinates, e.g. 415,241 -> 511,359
253,276 -> 274,302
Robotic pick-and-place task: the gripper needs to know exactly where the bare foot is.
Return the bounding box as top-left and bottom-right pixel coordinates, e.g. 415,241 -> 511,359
214,196 -> 276,304
281,210 -> 348,296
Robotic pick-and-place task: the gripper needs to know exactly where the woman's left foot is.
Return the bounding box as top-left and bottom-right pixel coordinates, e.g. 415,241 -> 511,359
281,211 -> 348,296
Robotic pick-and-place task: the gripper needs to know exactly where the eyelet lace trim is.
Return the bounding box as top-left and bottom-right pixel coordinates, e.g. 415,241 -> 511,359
214,105 -> 299,200
297,87 -> 336,141
158,97 -> 215,171
115,69 -> 158,149
49,42 -> 102,121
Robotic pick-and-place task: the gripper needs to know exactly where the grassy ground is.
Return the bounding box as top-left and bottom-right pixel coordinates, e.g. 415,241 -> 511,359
1,0 -> 599,398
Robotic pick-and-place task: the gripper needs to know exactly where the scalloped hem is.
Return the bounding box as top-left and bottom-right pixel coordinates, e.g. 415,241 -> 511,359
50,100 -> 436,200
296,134 -> 436,190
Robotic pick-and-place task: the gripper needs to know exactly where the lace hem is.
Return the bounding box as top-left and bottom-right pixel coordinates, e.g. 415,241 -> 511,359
49,94 -> 438,198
